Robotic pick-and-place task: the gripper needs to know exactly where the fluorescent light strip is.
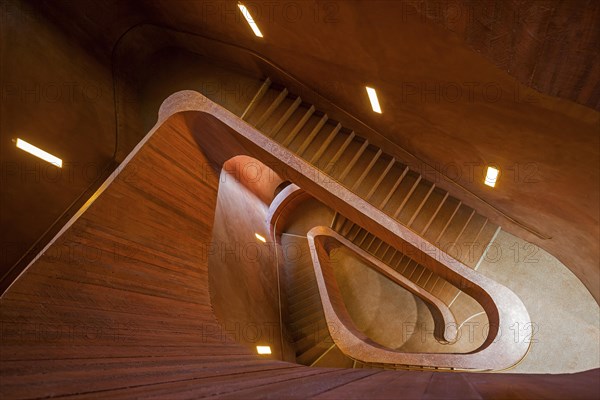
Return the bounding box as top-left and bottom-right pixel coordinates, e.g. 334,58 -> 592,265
255,233 -> 267,243
365,87 -> 382,113
15,138 -> 62,168
238,3 -> 263,37
484,166 -> 499,187
256,345 -> 272,354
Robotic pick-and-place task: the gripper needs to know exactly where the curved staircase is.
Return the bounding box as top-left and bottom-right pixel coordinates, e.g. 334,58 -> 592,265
243,78 -> 501,272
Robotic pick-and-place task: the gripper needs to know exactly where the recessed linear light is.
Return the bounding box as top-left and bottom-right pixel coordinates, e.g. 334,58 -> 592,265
15,138 -> 62,168
484,166 -> 499,187
256,345 -> 272,355
365,86 -> 382,114
238,3 -> 263,38
255,233 -> 267,243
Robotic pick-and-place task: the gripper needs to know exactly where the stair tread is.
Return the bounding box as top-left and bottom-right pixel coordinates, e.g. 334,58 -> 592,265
244,79 -> 503,325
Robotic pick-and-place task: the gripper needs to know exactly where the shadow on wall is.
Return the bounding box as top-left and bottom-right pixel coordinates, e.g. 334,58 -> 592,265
208,155 -> 296,362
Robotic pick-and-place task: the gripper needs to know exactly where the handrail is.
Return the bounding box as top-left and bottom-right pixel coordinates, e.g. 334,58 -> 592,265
4,88 -> 531,370
155,89 -> 532,370
266,184 -> 458,343
307,226 -> 531,371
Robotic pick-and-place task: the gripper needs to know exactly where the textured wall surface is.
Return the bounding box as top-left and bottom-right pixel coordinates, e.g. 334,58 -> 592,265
0,103 -> 598,398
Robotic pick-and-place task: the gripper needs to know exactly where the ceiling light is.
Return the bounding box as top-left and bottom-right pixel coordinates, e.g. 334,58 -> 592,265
365,87 -> 382,113
15,138 -> 62,168
238,3 -> 263,37
484,166 -> 499,187
255,233 -> 267,242
256,345 -> 272,355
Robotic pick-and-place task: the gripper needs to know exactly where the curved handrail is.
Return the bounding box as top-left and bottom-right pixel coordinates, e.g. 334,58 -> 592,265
5,87 -> 532,370
307,226 -> 530,370
266,184 -> 458,343
152,89 -> 532,370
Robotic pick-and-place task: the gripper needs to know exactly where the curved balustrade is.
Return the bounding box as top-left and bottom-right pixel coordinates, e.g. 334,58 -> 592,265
307,226 -> 530,370
267,184 -> 458,344
267,184 -> 531,370
2,87 -> 596,398
156,89 -> 532,370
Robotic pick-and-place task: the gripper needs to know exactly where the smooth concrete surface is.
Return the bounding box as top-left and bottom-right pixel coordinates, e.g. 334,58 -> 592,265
331,246 -> 486,354
1,0 -> 118,282
477,230 -> 600,373
208,156 -> 294,362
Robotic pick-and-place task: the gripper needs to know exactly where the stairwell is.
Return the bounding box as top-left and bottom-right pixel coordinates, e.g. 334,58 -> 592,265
244,78 -> 501,308
281,234 -> 354,368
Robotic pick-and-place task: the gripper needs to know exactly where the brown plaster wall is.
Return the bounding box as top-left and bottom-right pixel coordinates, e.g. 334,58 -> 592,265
1,1 -> 117,284
208,156 -> 294,361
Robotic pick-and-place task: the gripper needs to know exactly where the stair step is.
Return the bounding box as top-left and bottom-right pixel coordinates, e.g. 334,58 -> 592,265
361,234 -> 378,252
241,77 -> 271,120
423,197 -> 461,244
271,104 -> 309,143
324,132 -> 357,175
268,96 -> 303,136
380,169 -> 416,214
257,96 -> 295,133
288,282 -> 319,305
352,149 -> 382,192
286,272 -> 317,294
346,224 -> 363,241
419,270 -> 435,288
403,260 -> 420,278
289,293 -> 323,319
437,283 -> 460,305
379,244 -> 396,263
338,141 -> 372,184
364,156 -> 396,201
411,264 -> 427,282
242,79 -> 504,320
437,204 -> 475,248
472,223 -> 501,268
296,114 -> 329,156
295,324 -> 331,355
281,106 -> 316,147
388,250 -> 404,267
397,180 -> 434,224
411,188 -> 447,234
424,275 -> 440,293
399,258 -> 416,275
336,217 -> 354,237
290,310 -> 327,333
371,239 -> 387,258
308,123 -> 342,164
338,140 -> 369,181
297,336 -> 336,365
452,213 -> 487,266
373,242 -> 392,259
311,345 -> 354,368
255,88 -> 289,127
285,261 -> 315,281
392,174 -> 422,219
373,164 -> 408,209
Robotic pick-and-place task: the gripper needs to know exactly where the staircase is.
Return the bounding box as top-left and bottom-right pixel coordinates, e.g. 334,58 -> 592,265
331,213 -> 460,306
281,235 -> 354,368
242,78 -> 501,271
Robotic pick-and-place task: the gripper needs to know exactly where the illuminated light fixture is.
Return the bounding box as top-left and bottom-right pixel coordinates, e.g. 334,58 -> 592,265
255,233 -> 267,243
238,3 -> 263,37
484,166 -> 500,187
256,345 -> 272,355
15,138 -> 62,168
365,86 -> 382,114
